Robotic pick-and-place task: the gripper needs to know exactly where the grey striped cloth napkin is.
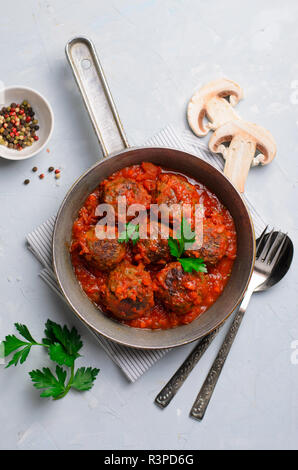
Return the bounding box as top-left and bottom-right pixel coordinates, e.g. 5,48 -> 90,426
26,125 -> 266,382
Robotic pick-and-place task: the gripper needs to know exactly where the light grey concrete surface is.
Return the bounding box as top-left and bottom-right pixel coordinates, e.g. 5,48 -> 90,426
0,0 -> 297,450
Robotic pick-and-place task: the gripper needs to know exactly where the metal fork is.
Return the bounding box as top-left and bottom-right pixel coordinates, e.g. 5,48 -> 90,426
189,227 -> 288,420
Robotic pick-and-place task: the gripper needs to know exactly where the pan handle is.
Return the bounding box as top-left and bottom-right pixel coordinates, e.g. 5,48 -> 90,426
65,36 -> 129,157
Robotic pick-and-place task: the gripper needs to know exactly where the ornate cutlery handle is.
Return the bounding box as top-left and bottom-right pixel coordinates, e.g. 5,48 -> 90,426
190,287 -> 254,420
155,327 -> 220,408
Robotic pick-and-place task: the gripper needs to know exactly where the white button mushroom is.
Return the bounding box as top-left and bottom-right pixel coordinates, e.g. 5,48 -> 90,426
209,119 -> 276,193
187,78 -> 243,137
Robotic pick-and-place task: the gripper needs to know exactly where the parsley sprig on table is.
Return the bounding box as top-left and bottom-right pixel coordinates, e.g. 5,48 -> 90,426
168,218 -> 207,274
1,320 -> 99,400
118,222 -> 140,246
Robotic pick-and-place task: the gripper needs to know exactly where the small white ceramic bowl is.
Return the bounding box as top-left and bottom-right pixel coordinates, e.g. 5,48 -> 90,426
0,86 -> 54,160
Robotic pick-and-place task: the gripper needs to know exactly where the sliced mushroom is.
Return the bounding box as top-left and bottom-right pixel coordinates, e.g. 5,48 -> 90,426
209,119 -> 276,193
187,78 -> 243,137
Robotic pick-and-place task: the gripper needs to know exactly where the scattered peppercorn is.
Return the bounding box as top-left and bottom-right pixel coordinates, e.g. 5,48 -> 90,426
54,169 -> 60,174
39,174 -> 45,180
32,166 -> 38,172
55,173 -> 61,180
24,179 -> 30,185
0,101 -> 40,151
48,166 -> 54,172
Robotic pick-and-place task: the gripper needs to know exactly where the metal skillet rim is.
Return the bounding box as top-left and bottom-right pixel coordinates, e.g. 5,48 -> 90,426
52,146 -> 256,349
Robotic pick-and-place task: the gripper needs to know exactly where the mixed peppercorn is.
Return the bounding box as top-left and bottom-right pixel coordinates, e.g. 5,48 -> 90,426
0,100 -> 39,151
23,165 -> 61,185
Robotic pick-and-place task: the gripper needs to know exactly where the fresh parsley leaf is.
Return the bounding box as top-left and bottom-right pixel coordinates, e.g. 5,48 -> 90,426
167,217 -> 207,273
48,343 -> 75,367
15,323 -> 38,344
42,320 -> 82,367
181,218 -> 196,243
178,237 -> 184,257
131,225 -> 140,246
29,366 -> 67,399
2,319 -> 100,400
118,222 -> 140,245
71,367 -> 100,391
2,335 -> 29,356
168,237 -> 180,258
19,346 -> 31,363
169,218 -> 196,257
2,325 -> 39,367
6,345 -> 32,368
178,257 -> 207,273
118,227 -> 129,243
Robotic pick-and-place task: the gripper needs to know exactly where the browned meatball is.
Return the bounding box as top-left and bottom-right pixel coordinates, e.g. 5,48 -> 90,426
155,173 -> 200,206
185,219 -> 228,265
103,176 -> 151,215
134,222 -> 172,265
83,227 -> 126,271
155,173 -> 200,227
105,261 -> 154,320
155,262 -> 207,314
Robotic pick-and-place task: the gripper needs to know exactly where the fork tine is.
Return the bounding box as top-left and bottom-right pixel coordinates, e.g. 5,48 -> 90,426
267,232 -> 288,266
256,225 -> 269,256
259,228 -> 275,260
264,232 -> 283,264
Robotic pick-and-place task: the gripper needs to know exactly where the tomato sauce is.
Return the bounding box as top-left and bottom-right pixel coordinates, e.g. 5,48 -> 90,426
70,163 -> 237,330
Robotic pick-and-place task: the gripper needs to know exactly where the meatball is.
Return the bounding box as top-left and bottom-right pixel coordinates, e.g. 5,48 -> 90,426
84,227 -> 126,271
155,173 -> 200,224
185,219 -> 228,265
134,222 -> 172,265
155,173 -> 200,206
103,176 -> 151,214
155,262 -> 207,314
105,261 -> 154,320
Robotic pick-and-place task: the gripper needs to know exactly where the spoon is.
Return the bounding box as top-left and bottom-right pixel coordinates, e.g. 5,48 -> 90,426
189,229 -> 293,420
254,231 -> 293,291
155,230 -> 293,410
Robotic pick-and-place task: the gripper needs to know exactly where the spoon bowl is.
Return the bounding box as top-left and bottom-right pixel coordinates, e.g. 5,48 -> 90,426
255,231 -> 294,291
189,228 -> 294,420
